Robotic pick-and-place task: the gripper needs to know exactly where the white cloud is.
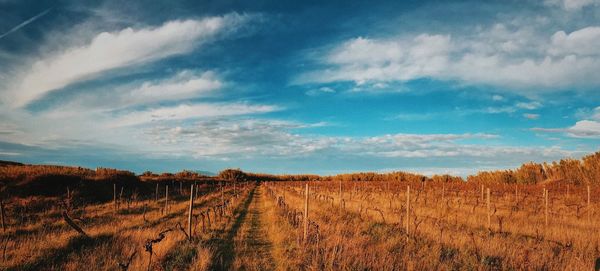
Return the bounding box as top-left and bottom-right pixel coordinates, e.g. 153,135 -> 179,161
532,108 -> 600,138
4,13 -> 250,108
492,95 -> 505,101
305,86 -> 336,96
550,27 -> 600,56
564,0 -> 597,10
471,100 -> 543,115
516,101 -> 542,110
545,0 -> 599,11
298,24 -> 600,91
301,34 -> 450,85
0,12 -> 277,158
139,118 -> 579,168
594,107 -> 600,119
127,71 -> 221,105
574,107 -> 600,120
0,152 -> 21,156
112,103 -> 279,127
388,113 -> 438,121
567,120 -> 600,137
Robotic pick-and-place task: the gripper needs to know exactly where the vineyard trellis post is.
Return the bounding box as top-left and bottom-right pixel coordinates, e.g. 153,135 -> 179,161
221,182 -> 225,206
406,185 -> 410,240
481,184 -> 484,202
487,187 -> 491,229
155,183 -> 159,203
165,185 -> 169,215
119,187 -> 124,210
113,183 -> 117,213
188,184 -> 195,239
304,183 -> 309,243
1,195 -> 5,232
339,180 -> 342,207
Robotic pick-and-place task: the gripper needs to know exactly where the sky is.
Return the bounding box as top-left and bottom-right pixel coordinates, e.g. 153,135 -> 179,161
0,0 -> 599,176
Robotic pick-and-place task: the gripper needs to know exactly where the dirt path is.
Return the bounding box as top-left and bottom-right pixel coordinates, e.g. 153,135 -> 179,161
231,185 -> 276,270
208,184 -> 276,271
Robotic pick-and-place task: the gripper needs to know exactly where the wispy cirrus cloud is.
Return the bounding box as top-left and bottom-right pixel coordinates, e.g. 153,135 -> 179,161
112,103 -> 279,127
141,118 -> 577,171
3,13 -> 252,108
57,70 -> 223,111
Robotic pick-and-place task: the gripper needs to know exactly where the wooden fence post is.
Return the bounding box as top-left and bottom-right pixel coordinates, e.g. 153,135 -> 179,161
481,184 -> 484,202
113,183 -> 117,213
188,184 -> 195,239
165,185 -> 169,215
119,187 -> 124,210
1,196 -> 6,232
487,188 -> 491,229
155,183 -> 159,203
221,182 -> 225,206
339,180 -> 342,207
304,183 -> 309,243
406,185 -> 410,240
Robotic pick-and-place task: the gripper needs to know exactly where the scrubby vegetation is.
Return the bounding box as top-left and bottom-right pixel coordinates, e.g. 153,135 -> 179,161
468,151 -> 600,185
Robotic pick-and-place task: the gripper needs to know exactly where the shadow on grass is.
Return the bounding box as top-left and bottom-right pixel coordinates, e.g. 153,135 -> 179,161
161,241 -> 198,271
206,186 -> 257,271
116,204 -> 159,216
10,234 -> 113,271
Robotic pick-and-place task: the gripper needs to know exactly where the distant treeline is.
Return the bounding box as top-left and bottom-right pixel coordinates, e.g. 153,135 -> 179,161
467,151 -> 600,185
219,150 -> 600,186
1,150 -> 598,199
217,168 -> 462,183
0,164 -> 214,200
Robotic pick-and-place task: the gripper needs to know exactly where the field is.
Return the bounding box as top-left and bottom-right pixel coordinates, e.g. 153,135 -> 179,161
1,159 -> 600,270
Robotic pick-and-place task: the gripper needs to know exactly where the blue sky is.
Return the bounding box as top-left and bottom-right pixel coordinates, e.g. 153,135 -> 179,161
0,0 -> 599,176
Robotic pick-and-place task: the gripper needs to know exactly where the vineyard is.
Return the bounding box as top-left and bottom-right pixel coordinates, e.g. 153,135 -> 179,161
265,181 -> 600,270
0,157 -> 600,270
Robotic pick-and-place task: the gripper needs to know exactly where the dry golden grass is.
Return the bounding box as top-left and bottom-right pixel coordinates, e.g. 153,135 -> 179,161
2,156 -> 600,270
0,181 -> 258,271
264,180 -> 600,270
